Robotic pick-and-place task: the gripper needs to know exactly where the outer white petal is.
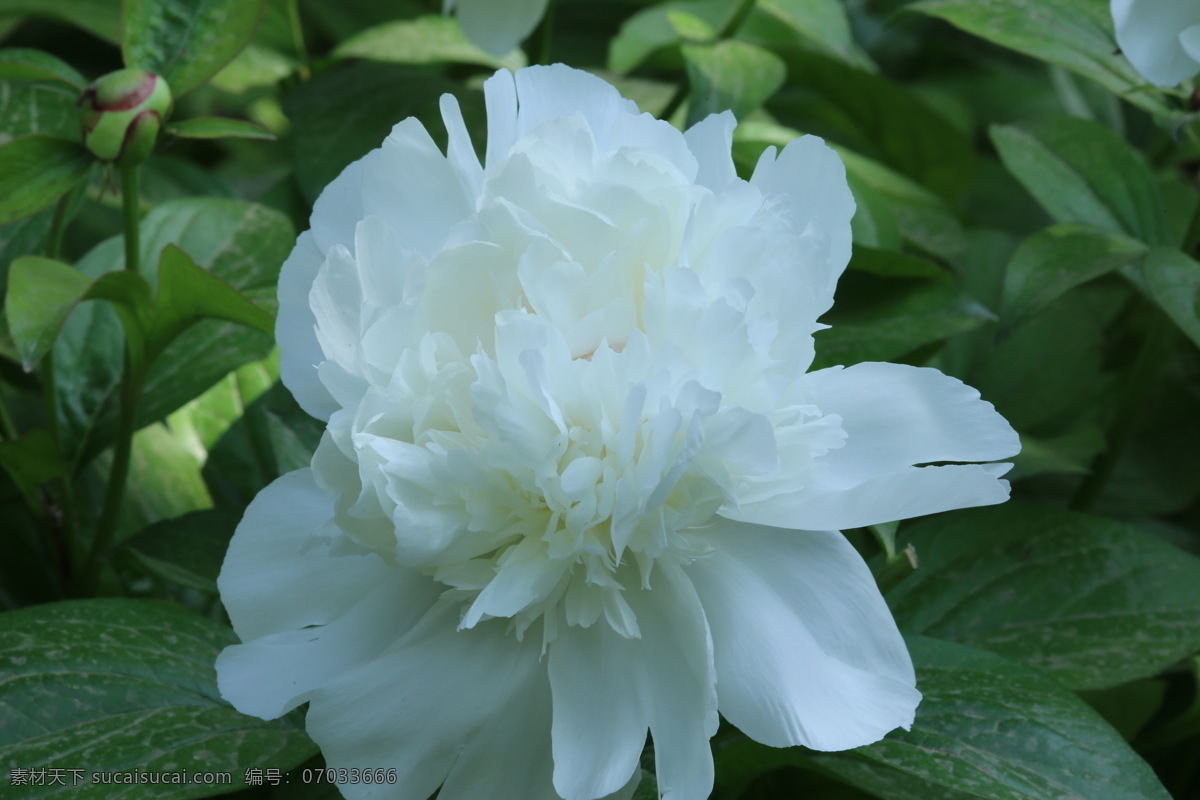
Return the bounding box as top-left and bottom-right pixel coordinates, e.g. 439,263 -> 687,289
732,362 -> 1019,529
218,469 -> 394,642
548,623 -> 648,800
362,118 -> 475,260
801,362 -> 1019,482
749,135 -> 854,313
684,111 -> 737,190
688,518 -> 921,751
513,65 -> 638,150
217,568 -> 439,719
624,563 -> 718,800
452,0 -> 549,58
305,605 -> 550,800
1181,24 -> 1200,63
738,462 -> 1014,531
1112,0 -> 1200,86
277,232 -> 338,420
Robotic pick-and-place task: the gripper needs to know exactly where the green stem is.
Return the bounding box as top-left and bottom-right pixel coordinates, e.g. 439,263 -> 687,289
47,192 -> 72,260
1183,183 -> 1200,257
120,165 -> 140,273
717,0 -> 757,38
286,0 -> 311,79
82,166 -> 144,592
83,373 -> 140,591
532,0 -> 556,66
1070,310 -> 1177,512
0,383 -> 17,442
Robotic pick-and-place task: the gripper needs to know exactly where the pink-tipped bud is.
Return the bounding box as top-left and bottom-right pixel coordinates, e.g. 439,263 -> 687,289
78,68 -> 173,166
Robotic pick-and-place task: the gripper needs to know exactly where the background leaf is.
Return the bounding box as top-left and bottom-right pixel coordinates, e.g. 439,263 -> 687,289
0,599 -> 316,799
119,508 -> 240,592
122,0 -> 267,98
999,224 -> 1147,336
164,117 -> 275,141
991,115 -> 1170,246
908,0 -> 1166,116
53,198 -> 291,463
682,40 -> 786,126
334,15 -> 525,69
0,136 -> 91,225
887,504 -> 1200,690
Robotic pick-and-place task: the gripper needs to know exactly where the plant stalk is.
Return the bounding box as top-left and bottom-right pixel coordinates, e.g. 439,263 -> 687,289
82,165 -> 144,592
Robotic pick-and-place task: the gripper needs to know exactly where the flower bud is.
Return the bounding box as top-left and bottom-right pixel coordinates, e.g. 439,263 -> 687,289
78,68 -> 173,166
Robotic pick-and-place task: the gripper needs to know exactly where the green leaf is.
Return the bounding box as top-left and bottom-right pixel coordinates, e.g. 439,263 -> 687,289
1141,247 -> 1200,349
1007,425 -> 1105,481
144,245 -> 274,365
283,62 -> 461,203
0,599 -> 316,798
908,0 -> 1167,117
0,48 -> 86,87
0,429 -> 70,512
887,504 -> 1200,690
203,380 -> 323,507
769,52 -> 977,202
999,224 -> 1148,336
52,198 -> 291,462
744,0 -> 873,69
334,15 -> 525,69
0,80 -> 80,140
164,116 -> 275,140
972,289 -> 1108,432
0,136 -> 91,225
6,255 -> 153,372
120,508 -> 240,592
608,0 -> 732,73
850,246 -> 951,282
806,638 -> 1171,800
208,42 -> 297,94
990,115 -> 1169,246
122,0 -> 267,98
6,256 -> 95,370
682,40 -> 786,127
0,0 -> 120,42
812,273 -> 994,369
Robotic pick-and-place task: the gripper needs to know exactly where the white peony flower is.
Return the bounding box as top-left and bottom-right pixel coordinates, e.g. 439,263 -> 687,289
217,65 -> 1020,800
445,0 -> 550,58
1112,0 -> 1200,87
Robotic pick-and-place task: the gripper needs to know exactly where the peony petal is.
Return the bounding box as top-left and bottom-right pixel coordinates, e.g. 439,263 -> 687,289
750,135 -> 854,312
305,605 -> 548,800
217,567 -> 439,720
548,622 -> 648,800
800,362 -> 1020,484
440,92 -> 484,200
218,469 -> 395,642
483,68 -> 519,168
684,111 -> 737,190
1111,0 -> 1200,86
624,563 -> 718,800
277,231 -> 338,420
452,0 -> 549,58
1181,24 -> 1200,64
688,518 -> 921,751
362,118 -> 474,260
732,462 -> 1012,531
513,65 -> 640,153
732,361 -> 1018,529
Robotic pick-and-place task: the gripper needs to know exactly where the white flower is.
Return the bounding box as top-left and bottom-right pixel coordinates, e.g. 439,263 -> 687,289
445,0 -> 550,57
217,65 -> 1020,800
1112,0 -> 1200,87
